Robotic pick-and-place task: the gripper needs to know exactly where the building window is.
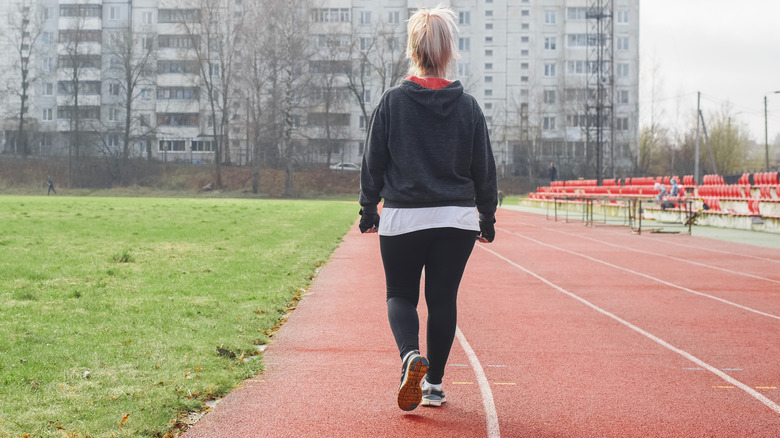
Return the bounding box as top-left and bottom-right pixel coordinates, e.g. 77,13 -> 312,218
486,23 -> 493,30
617,89 -> 629,104
459,37 -> 470,51
360,11 -> 371,25
157,87 -> 199,100
44,7 -> 53,20
617,37 -> 629,51
109,83 -> 121,96
108,108 -> 119,122
521,36 -> 529,43
567,115 -> 587,128
159,140 -> 187,152
157,113 -> 199,127
544,63 -> 556,77
521,63 -> 529,69
544,90 -> 556,104
521,10 -> 529,16
459,11 -> 470,25
311,8 -> 351,23
142,11 -> 153,25
617,63 -> 629,77
388,11 -> 400,24
485,36 -> 493,43
485,89 -> 493,97
363,90 -> 371,103
545,10 -> 556,25
616,117 -> 629,131
141,88 -> 153,101
520,76 -> 528,83
521,49 -> 529,56
485,50 -> 493,56
108,134 -> 120,149
109,6 -> 120,20
567,7 -> 587,20
485,103 -> 493,109
486,10 -> 493,17
521,23 -> 530,30
485,76 -> 493,83
192,140 -> 215,152
543,117 -> 556,130
567,60 -> 586,75
544,37 -> 556,50
617,10 -> 629,24
458,63 -> 470,77
140,114 -> 151,127
158,9 -> 200,23
42,108 -> 53,121
485,63 -> 493,70
359,115 -> 365,129
159,34 -> 199,49
43,83 -> 54,96
359,37 -> 371,51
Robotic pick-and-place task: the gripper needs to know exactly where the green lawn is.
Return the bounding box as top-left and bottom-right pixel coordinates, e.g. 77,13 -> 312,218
0,196 -> 357,437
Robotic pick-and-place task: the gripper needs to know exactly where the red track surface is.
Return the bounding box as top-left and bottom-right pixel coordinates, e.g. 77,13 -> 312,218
183,209 -> 780,437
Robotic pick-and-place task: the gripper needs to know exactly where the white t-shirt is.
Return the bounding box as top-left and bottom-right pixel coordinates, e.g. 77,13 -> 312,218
378,206 -> 480,236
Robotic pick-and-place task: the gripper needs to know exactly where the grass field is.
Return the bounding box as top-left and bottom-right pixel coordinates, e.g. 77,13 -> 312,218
0,195 -> 357,437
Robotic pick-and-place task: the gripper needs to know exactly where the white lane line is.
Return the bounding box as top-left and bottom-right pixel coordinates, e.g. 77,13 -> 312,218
530,226 -> 780,285
499,228 -> 780,321
478,245 -> 780,416
456,326 -> 501,438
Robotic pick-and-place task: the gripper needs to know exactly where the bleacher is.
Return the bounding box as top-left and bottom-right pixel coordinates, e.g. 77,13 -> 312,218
525,171 -> 780,233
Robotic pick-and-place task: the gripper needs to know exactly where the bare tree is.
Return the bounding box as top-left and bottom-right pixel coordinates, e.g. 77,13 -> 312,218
2,2 -> 45,156
59,1 -> 103,186
345,19 -> 407,131
310,33 -> 351,167
101,24 -> 156,183
240,3 -> 272,193
180,0 -> 246,188
259,0 -> 315,197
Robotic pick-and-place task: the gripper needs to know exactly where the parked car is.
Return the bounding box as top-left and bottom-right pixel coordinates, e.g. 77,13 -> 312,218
329,162 -> 361,172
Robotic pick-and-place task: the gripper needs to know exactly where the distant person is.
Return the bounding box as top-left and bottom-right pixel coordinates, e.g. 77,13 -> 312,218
498,190 -> 505,207
654,182 -> 668,202
47,175 -> 56,195
359,6 -> 497,412
549,161 -> 557,182
669,178 -> 679,197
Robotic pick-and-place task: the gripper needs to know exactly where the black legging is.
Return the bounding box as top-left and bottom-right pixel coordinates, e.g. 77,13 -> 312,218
380,227 -> 477,385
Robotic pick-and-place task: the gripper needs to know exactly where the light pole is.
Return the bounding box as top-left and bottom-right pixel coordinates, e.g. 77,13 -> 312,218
765,91 -> 780,172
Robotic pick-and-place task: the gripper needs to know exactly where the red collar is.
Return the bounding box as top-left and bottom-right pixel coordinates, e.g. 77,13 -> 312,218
406,76 -> 452,90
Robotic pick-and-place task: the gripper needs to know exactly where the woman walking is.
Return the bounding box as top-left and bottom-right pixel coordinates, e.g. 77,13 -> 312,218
359,6 -> 497,412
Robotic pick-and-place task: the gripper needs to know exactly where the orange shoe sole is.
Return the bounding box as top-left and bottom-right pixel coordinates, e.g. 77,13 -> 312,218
397,356 -> 429,411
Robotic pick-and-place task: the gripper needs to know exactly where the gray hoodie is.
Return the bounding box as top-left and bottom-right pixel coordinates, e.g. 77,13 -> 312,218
359,79 -> 497,217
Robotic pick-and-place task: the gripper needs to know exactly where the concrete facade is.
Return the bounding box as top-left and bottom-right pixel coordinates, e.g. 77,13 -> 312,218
0,0 -> 639,175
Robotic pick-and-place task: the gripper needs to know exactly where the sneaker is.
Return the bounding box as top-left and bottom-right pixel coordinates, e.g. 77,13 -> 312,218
421,385 -> 446,407
397,351 -> 428,411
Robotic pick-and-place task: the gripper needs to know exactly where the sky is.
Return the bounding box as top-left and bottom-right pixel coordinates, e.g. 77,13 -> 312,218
639,0 -> 780,144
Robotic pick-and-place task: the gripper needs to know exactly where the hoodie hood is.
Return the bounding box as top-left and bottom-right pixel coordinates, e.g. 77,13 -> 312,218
400,79 -> 465,119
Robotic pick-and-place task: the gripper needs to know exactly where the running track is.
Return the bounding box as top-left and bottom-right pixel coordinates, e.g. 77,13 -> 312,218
183,208 -> 780,437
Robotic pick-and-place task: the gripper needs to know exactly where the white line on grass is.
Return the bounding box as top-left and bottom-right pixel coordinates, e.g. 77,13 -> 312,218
478,245 -> 780,416
456,326 -> 501,438
499,228 -> 780,321
530,226 -> 780,285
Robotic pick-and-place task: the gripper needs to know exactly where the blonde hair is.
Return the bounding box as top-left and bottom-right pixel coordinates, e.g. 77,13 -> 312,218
406,7 -> 459,78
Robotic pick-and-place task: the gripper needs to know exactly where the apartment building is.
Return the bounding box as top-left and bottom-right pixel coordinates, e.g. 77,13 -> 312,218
1,0 -> 639,178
